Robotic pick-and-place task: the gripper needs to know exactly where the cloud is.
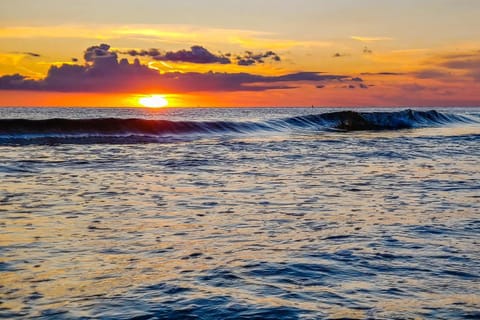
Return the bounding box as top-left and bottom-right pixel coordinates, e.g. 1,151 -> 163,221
0,73 -> 39,90
401,83 -> 427,92
119,46 -> 281,66
20,52 -> 41,57
120,46 -> 228,63
83,43 -> 118,70
0,44 -> 358,93
9,51 -> 41,58
413,69 -> 452,79
338,83 -> 368,90
236,50 -> 280,66
121,48 -> 160,58
0,24 -> 333,52
125,45 -> 232,64
360,72 -> 404,76
351,36 -> 393,43
442,58 -> 480,70
363,46 -> 373,54
441,52 -> 479,60
332,52 -> 349,58
157,46 -> 231,64
431,50 -> 480,81
0,24 -> 270,42
0,67 -> 345,93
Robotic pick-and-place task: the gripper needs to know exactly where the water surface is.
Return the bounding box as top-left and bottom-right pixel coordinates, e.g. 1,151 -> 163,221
1,107 -> 479,319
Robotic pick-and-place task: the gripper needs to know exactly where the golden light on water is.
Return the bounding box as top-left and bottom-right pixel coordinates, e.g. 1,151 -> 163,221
139,95 -> 169,108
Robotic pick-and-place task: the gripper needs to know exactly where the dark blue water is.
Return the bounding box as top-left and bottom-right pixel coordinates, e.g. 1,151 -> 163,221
0,107 -> 479,319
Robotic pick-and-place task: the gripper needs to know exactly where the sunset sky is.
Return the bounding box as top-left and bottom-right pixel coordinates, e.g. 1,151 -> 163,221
0,0 -> 479,107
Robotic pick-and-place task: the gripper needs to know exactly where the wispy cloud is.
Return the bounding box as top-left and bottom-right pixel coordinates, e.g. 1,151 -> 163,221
437,50 -> 480,81
413,69 -> 452,79
351,36 -> 393,43
10,52 -> 41,58
0,52 -> 45,77
0,24 -> 332,51
360,72 -> 404,76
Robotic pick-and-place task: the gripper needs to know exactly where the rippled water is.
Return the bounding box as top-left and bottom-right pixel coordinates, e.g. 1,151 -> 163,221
1,107 -> 479,319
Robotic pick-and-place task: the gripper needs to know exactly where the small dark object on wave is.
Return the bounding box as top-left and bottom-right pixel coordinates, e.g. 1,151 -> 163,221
335,111 -> 376,131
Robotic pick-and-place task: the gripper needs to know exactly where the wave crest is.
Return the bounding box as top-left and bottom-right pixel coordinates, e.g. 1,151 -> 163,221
0,109 -> 475,144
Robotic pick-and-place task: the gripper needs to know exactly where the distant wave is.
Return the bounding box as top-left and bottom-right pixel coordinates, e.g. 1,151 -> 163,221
0,109 -> 476,144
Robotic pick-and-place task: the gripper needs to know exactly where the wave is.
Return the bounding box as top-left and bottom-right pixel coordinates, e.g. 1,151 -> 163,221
0,109 -> 476,144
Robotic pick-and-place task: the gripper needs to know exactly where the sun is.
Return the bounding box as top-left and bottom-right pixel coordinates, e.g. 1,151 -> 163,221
139,95 -> 169,108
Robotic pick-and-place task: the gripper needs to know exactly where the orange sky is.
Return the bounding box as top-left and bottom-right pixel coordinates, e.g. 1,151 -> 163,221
0,0 -> 479,107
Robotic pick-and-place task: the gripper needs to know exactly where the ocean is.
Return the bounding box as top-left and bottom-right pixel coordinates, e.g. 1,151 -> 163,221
1,107 -> 479,319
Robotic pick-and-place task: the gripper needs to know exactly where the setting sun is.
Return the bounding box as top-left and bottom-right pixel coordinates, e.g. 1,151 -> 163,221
139,95 -> 169,108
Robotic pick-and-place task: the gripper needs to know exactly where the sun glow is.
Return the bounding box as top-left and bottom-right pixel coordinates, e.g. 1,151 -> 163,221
139,95 -> 169,108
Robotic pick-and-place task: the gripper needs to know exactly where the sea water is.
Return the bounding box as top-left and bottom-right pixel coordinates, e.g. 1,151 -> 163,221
0,107 -> 479,319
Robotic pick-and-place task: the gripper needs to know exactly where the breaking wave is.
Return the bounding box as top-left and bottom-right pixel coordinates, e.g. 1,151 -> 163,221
0,109 -> 476,144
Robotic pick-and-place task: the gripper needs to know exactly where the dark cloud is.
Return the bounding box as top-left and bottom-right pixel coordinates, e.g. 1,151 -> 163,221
442,52 -> 479,60
359,83 -> 368,89
237,59 -> 255,66
24,52 -> 41,57
413,69 -> 452,79
71,58 -> 79,62
0,44 -> 362,93
12,52 -> 41,57
236,50 -> 280,66
156,46 -> 230,64
442,58 -> 480,70
333,53 -> 348,58
84,44 -> 116,62
340,84 -> 356,89
351,77 -> 363,82
360,72 -> 404,76
119,46 -> 281,66
316,84 -> 325,89
401,83 -> 427,92
83,43 -> 120,72
119,45 -> 229,64
363,46 -> 373,54
272,72 -> 347,82
434,51 -> 480,81
0,66 -> 343,93
121,48 -> 164,58
0,74 -> 39,90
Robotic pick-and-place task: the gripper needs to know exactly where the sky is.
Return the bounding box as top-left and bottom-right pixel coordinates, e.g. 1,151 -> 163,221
0,0 -> 479,107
